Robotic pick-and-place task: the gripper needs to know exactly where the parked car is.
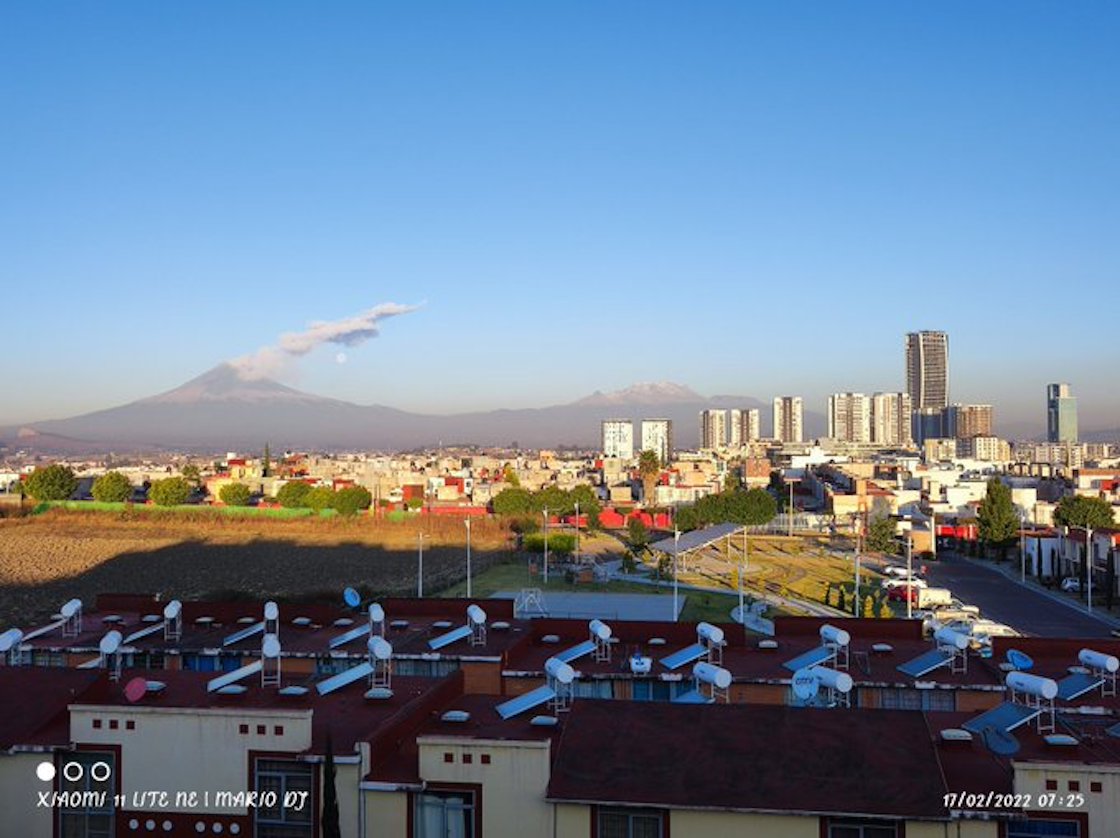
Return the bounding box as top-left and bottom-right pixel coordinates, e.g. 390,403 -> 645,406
882,565 -> 912,577
1060,577 -> 1081,593
882,576 -> 927,590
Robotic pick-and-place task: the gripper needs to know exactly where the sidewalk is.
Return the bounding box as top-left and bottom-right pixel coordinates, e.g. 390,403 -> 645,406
957,553 -> 1120,633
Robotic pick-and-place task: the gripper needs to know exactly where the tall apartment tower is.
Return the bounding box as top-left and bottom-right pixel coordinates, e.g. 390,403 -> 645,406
943,404 -> 994,440
772,396 -> 804,443
601,419 -> 635,459
699,410 -> 728,450
729,408 -> 761,446
905,331 -> 949,410
1047,384 -> 1078,443
827,393 -> 871,443
871,392 -> 913,446
641,419 -> 673,464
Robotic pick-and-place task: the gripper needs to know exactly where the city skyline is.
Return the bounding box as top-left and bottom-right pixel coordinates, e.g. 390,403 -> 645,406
4,4 -> 1119,429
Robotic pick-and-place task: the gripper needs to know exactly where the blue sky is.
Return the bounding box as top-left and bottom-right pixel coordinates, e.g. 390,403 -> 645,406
2,2 -> 1118,431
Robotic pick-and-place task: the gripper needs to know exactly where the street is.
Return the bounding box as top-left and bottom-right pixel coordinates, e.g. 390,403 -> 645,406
921,550 -> 1118,639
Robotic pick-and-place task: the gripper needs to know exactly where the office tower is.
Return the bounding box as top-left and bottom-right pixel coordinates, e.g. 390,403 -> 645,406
772,396 -> 804,443
1047,383 -> 1078,443
729,408 -> 761,446
913,407 -> 945,446
601,419 -> 634,459
827,393 -> 871,443
699,410 -> 728,450
943,404 -> 994,440
641,419 -> 673,463
871,392 -> 913,446
905,331 -> 949,410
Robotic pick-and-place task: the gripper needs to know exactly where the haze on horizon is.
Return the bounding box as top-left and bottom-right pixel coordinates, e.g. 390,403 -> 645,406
3,3 -> 1118,432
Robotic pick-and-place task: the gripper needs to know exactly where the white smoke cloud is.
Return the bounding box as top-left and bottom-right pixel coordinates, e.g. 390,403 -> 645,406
231,302 -> 419,380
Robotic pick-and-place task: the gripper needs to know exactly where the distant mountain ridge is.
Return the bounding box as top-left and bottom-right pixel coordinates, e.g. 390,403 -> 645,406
0,364 -> 828,453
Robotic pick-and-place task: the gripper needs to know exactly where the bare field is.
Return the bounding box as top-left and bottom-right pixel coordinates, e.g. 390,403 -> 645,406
0,510 -> 512,627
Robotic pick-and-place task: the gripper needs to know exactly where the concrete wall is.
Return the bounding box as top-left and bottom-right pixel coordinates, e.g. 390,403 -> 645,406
670,811 -> 819,837
908,821 -> 998,838
0,752 -> 54,837
1015,761 -> 1120,838
364,788 -> 408,836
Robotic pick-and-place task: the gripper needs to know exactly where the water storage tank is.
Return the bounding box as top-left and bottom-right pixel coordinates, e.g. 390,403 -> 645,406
262,633 -> 282,659
819,624 -> 850,647
1006,671 -> 1058,700
934,627 -> 969,651
544,657 -> 575,684
697,622 -> 725,645
368,603 -> 385,623
61,598 -> 82,618
693,662 -> 732,689
467,604 -> 487,625
163,600 -> 182,620
1079,649 -> 1120,673
368,636 -> 393,660
589,619 -> 612,641
0,628 -> 24,653
264,601 -> 279,621
812,666 -> 854,694
99,630 -> 123,655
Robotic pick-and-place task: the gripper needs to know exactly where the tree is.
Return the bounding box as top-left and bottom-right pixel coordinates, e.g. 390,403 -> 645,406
638,450 -> 660,505
723,466 -> 742,492
276,481 -> 312,508
1053,495 -> 1115,530
149,477 -> 191,507
406,497 -> 424,510
262,443 -> 272,478
219,482 -> 252,506
977,478 -> 1018,558
502,465 -> 520,487
180,464 -> 201,486
492,487 -> 533,516
24,464 -> 78,502
333,486 -> 373,516
92,471 -> 132,503
738,488 -> 777,525
866,515 -> 899,555
305,487 -> 336,512
627,518 -> 649,551
321,734 -> 341,838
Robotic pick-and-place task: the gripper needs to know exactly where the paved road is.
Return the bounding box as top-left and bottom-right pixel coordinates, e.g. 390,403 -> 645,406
921,551 -> 1117,638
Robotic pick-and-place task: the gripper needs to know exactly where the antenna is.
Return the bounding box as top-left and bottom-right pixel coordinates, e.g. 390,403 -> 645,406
343,587 -> 361,608
163,600 -> 182,642
99,630 -> 123,681
61,598 -> 83,637
467,604 -> 488,647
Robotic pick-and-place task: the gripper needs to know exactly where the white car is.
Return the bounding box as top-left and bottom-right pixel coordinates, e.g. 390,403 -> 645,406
881,576 -> 928,590
882,565 -> 912,577
1060,577 -> 1081,593
931,599 -> 980,616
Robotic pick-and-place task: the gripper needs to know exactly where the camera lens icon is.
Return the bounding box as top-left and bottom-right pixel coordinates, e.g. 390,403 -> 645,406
39,761 -> 112,782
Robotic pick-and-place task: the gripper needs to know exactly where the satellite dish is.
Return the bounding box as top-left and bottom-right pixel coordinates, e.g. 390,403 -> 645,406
343,587 -> 361,608
693,662 -> 732,689
1007,649 -> 1034,671
1079,648 -> 1120,673
368,603 -> 385,623
1006,671 -> 1058,700
981,724 -> 1020,756
467,604 -> 487,625
791,667 -> 820,701
368,636 -> 393,660
0,628 -> 24,653
124,677 -> 148,703
60,599 -> 82,618
100,630 -> 123,655
163,600 -> 182,620
264,601 -> 279,621
261,633 -> 281,659
589,619 -> 612,641
696,622 -> 724,645
544,656 -> 575,684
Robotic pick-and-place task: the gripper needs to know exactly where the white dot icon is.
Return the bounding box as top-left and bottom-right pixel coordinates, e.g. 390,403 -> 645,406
36,762 -> 56,782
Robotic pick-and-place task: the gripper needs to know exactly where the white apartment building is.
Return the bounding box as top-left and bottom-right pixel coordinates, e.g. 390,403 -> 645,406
772,396 -> 803,443
827,393 -> 871,443
601,419 -> 634,460
640,419 -> 673,464
871,392 -> 913,446
729,408 -> 760,446
698,409 -> 727,450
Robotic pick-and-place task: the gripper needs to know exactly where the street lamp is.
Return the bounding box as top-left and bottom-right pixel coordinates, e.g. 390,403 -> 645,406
464,518 -> 472,599
1019,510 -> 1028,584
574,501 -> 581,560
672,529 -> 681,623
904,531 -> 913,620
417,532 -> 427,598
542,507 -> 549,583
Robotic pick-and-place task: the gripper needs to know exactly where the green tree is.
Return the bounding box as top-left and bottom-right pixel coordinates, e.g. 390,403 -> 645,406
738,488 -> 777,525
333,486 -> 373,516
180,464 -> 201,486
638,450 -> 660,505
977,478 -> 1018,558
219,482 -> 252,506
262,443 -> 271,478
502,464 -> 520,487
24,464 -> 78,502
627,518 -> 649,551
1053,495 -> 1115,530
91,471 -> 133,503
406,497 -> 424,510
723,466 -> 742,492
492,487 -> 533,516
568,484 -> 602,530
149,477 -> 191,507
305,486 -> 336,512
276,481 -> 312,508
676,505 -> 702,532
866,515 -> 899,555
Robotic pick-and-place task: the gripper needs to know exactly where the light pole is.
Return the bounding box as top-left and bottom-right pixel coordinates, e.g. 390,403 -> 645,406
930,510 -> 937,560
854,514 -> 862,618
738,526 -> 747,623
1019,511 -> 1027,584
1087,526 -> 1094,614
417,532 -> 427,598
788,480 -> 794,537
904,531 -> 913,620
542,507 -> 549,583
464,517 -> 472,599
672,529 -> 681,623
574,501 -> 581,559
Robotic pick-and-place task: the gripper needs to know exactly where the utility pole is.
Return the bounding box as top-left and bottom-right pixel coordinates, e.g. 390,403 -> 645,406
672,530 -> 681,623
417,532 -> 427,598
464,518 -> 472,599
542,507 -> 549,583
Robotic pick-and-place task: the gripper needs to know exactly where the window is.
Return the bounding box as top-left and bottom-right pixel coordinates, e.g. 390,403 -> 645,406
596,807 -> 664,838
1045,780 -> 1058,790
257,725 -> 266,735
826,819 -> 898,838
480,754 -> 490,765
240,724 -> 249,735
414,790 -> 476,838
878,689 -> 954,711
393,658 -> 461,678
462,753 -> 472,764
108,720 -> 118,730
125,721 -> 135,731
274,725 -> 284,736
255,759 -> 313,838
58,751 -> 115,838
33,650 -> 65,667
631,681 -> 689,702
92,720 -> 102,730
1090,782 -> 1101,793
571,680 -> 614,699
1006,820 -> 1080,836
1068,781 -> 1079,792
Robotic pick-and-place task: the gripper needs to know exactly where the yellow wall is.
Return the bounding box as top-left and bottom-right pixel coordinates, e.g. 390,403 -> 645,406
908,820 -> 999,838
1015,762 -> 1120,838
0,753 -> 55,837
553,802 -> 590,837
364,790 -> 408,837
671,811 -> 819,837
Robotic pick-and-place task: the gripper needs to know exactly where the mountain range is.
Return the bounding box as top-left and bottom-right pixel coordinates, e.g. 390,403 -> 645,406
0,365 -> 828,454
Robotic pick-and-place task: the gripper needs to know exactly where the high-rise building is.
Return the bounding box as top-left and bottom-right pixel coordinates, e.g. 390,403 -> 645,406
699,410 -> 728,450
772,396 -> 803,443
913,407 -> 945,446
1047,383 -> 1078,443
827,393 -> 871,443
729,408 -> 760,446
905,331 -> 949,410
943,404 -> 994,440
601,419 -> 634,459
640,419 -> 673,464
871,392 -> 913,446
